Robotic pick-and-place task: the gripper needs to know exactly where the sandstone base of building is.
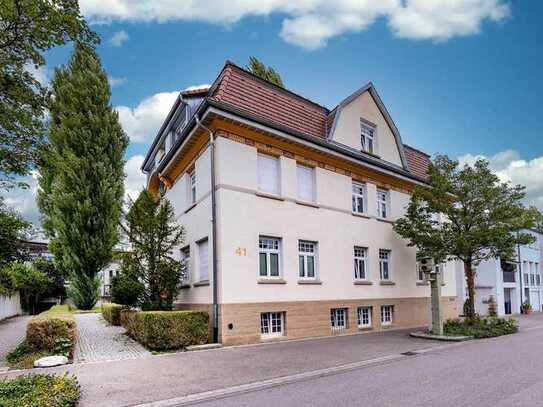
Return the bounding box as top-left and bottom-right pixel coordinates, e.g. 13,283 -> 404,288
176,297 -> 458,346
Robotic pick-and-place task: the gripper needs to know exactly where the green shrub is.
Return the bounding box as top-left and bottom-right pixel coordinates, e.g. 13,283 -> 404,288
26,305 -> 76,356
123,310 -> 209,350
111,262 -> 144,307
444,316 -> 518,339
6,342 -> 49,370
0,374 -> 79,407
101,303 -> 125,326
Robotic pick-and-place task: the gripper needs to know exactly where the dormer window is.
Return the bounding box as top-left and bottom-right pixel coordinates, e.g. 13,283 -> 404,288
360,121 -> 375,154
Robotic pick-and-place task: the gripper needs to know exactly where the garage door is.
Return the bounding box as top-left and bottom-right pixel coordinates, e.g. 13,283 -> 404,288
530,291 -> 541,312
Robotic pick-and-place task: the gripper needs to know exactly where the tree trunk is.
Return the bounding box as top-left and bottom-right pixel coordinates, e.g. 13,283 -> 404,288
464,258 -> 476,319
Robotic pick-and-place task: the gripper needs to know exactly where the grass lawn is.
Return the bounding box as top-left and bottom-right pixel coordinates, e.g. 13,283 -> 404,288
0,374 -> 79,407
71,306 -> 101,314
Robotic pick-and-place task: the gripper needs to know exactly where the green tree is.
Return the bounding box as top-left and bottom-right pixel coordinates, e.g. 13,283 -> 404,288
37,43 -> 128,310
0,0 -> 98,189
122,190 -> 184,310
247,57 -> 284,88
393,155 -> 540,319
33,256 -> 66,299
0,197 -> 30,268
111,256 -> 144,307
5,261 -> 50,314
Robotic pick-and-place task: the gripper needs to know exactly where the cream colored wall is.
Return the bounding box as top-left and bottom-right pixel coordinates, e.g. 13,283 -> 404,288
165,147 -> 213,305
214,137 -> 456,304
332,91 -> 402,167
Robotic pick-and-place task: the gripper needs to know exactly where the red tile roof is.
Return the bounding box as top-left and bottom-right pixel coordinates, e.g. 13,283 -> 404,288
404,145 -> 431,179
181,87 -> 210,97
207,62 -> 431,180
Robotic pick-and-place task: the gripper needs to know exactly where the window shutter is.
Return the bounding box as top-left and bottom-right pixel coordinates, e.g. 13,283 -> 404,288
258,154 -> 279,195
297,165 -> 315,202
198,239 -> 209,281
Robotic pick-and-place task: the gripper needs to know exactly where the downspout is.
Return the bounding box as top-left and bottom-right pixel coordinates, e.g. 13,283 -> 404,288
517,231 -> 524,309
195,115 -> 219,343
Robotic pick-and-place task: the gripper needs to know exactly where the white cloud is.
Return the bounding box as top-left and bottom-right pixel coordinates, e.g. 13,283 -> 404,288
459,150 -> 543,211
115,91 -> 179,143
108,30 -> 129,46
108,75 -> 127,87
124,155 -> 146,203
2,172 -> 41,226
80,0 -> 511,49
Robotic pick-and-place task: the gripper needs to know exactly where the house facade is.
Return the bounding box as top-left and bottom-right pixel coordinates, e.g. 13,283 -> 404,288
455,229 -> 543,316
142,61 -> 459,345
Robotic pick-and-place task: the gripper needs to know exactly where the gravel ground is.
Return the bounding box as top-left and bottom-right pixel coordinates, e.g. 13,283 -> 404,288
74,313 -> 150,363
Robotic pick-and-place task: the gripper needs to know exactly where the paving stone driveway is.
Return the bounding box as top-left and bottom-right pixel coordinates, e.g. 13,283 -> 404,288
74,313 -> 150,363
0,316 -> 31,366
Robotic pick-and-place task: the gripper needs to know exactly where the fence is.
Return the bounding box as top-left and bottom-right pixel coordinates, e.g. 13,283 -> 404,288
0,292 -> 22,320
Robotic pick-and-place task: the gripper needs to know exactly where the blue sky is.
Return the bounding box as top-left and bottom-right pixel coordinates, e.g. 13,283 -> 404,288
6,0 -> 543,225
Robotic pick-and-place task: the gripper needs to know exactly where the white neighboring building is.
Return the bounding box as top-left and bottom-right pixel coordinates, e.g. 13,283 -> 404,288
455,229 -> 542,316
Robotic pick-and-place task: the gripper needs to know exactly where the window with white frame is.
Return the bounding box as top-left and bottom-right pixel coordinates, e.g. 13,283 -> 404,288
257,153 -> 280,195
298,240 -> 317,279
352,182 -> 366,214
260,312 -> 284,337
536,263 -> 541,286
380,305 -> 393,326
188,169 -> 196,205
360,121 -> 375,154
197,239 -> 209,281
530,262 -> 535,285
377,189 -> 389,218
259,237 -> 281,278
357,307 -> 372,328
330,308 -> 347,331
180,246 -> 191,283
297,164 -> 316,202
379,249 -> 391,281
417,264 -> 424,282
354,246 -> 367,280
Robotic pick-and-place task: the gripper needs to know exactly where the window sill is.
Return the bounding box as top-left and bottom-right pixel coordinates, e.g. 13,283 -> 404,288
255,191 -> 285,201
258,278 -> 287,285
376,217 -> 394,224
379,281 -> 396,286
416,281 -> 429,286
184,203 -> 197,214
352,212 -> 370,219
193,280 -> 210,287
354,280 -> 373,285
358,326 -> 373,331
381,323 -> 395,329
297,279 -> 322,285
180,284 -> 191,289
295,200 -> 319,208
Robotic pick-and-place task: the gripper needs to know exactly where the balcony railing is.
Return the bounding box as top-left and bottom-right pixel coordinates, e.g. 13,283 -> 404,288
503,271 -> 516,283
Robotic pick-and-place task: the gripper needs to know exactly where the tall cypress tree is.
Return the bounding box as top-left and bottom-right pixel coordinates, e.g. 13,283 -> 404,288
38,43 -> 128,309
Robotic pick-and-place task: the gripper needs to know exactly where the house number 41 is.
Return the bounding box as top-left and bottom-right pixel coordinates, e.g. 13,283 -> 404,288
235,247 -> 247,256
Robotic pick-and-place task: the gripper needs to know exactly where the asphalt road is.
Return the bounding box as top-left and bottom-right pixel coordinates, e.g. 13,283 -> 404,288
194,323 -> 543,407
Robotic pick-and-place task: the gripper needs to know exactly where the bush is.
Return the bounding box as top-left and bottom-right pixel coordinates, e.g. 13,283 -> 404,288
102,303 -> 125,326
122,310 -> 209,350
0,374 -> 79,407
111,269 -> 144,307
444,317 -> 518,339
26,305 -> 76,356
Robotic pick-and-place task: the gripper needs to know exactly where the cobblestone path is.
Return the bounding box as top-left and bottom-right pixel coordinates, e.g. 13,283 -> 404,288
74,313 -> 150,363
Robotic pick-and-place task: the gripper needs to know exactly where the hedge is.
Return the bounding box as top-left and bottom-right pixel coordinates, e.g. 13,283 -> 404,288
102,303 -> 125,326
26,305 -> 76,356
121,310 -> 209,350
0,374 -> 79,407
444,316 -> 518,338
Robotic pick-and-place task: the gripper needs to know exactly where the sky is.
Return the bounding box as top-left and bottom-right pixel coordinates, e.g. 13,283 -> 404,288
5,0 -> 543,227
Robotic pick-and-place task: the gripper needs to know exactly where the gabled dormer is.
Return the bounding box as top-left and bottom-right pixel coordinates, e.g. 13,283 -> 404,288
327,83 -> 409,170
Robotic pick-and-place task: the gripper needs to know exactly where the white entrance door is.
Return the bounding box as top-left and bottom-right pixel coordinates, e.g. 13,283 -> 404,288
530,291 -> 541,312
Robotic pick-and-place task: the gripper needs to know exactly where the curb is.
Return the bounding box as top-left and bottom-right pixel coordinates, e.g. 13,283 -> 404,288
410,331 -> 473,342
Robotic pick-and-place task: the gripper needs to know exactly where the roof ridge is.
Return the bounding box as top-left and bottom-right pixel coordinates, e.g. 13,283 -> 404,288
223,60 -> 330,113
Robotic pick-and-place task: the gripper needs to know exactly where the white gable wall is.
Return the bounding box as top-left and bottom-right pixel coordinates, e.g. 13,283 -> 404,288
331,91 -> 403,167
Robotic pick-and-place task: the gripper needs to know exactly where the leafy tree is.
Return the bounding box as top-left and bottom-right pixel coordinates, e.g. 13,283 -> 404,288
247,57 -> 284,88
122,190 -> 184,310
0,196 -> 30,268
33,256 -> 66,299
394,155 -> 540,319
5,261 -> 50,314
0,0 -> 98,189
37,43 -> 128,309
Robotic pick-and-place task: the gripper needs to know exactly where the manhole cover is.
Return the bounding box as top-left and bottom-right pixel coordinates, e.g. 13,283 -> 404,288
401,351 -> 419,356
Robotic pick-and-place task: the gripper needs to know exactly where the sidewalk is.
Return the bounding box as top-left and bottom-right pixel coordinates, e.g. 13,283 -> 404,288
0,316 -> 30,367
